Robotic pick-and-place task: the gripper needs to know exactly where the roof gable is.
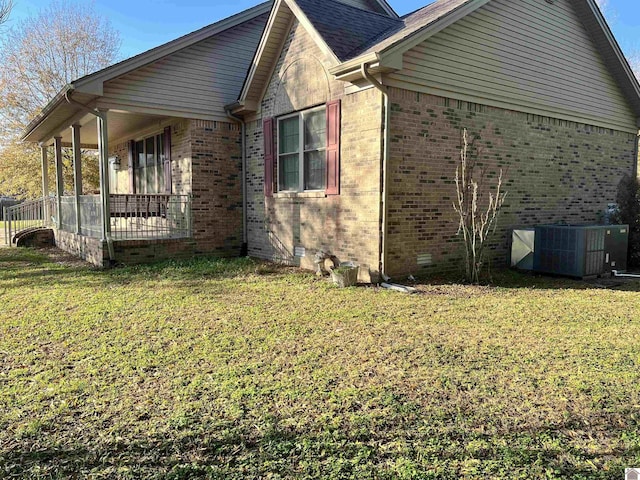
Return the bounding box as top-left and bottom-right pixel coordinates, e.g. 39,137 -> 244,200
329,0 -> 640,120
571,0 -> 640,120
236,0 -> 401,110
383,0 -> 636,131
74,2 -> 272,96
23,2 -> 272,143
295,0 -> 400,61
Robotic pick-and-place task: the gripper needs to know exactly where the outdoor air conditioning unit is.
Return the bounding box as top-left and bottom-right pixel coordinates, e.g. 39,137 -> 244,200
511,224 -> 629,278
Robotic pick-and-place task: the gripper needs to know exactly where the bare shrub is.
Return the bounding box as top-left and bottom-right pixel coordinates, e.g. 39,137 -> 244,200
453,128 -> 507,283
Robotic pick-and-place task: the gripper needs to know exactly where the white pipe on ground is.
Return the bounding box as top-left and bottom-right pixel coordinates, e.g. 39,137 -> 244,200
612,270 -> 640,278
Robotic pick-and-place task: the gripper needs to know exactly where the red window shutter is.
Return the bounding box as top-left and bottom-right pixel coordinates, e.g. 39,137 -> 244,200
263,117 -> 275,197
128,140 -> 136,194
164,126 -> 172,194
325,99 -> 341,195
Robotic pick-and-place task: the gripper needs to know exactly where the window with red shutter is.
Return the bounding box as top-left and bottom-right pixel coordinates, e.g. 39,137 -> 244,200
269,101 -> 341,195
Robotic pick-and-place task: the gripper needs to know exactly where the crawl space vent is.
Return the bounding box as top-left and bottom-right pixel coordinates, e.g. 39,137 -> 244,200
417,253 -> 433,266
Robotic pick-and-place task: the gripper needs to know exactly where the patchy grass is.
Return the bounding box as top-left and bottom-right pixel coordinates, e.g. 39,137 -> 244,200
1,248 -> 640,479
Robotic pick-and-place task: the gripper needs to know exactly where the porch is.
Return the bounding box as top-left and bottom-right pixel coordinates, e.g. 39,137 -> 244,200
19,78 -> 244,265
3,193 -> 193,266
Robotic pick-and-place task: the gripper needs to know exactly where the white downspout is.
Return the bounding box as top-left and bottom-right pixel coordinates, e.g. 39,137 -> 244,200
361,62 -> 390,281
226,108 -> 248,255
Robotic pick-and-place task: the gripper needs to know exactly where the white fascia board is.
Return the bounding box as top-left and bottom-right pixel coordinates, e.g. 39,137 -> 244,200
375,0 -> 399,18
238,0 -> 285,103
329,52 -> 380,77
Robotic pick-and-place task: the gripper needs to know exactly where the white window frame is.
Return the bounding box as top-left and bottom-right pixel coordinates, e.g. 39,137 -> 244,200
276,105 -> 326,193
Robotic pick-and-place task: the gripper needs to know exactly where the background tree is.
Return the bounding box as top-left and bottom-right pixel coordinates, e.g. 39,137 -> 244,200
612,175 -> 640,268
0,0 -> 120,198
0,0 -> 11,26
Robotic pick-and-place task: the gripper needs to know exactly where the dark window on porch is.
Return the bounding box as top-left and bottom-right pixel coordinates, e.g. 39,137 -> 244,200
134,133 -> 165,194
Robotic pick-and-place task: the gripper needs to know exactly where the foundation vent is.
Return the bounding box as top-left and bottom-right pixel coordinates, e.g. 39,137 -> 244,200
294,246 -> 306,258
417,253 -> 433,266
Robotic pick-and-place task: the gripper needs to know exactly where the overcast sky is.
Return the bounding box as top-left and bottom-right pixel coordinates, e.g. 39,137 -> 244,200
8,0 -> 640,60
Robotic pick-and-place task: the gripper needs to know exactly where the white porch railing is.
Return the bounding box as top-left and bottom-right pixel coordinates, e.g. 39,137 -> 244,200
79,195 -> 102,238
109,194 -> 192,240
3,197 -> 55,245
60,196 -> 76,233
3,194 -> 192,244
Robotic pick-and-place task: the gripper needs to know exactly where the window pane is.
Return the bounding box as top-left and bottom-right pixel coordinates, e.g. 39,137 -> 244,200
145,137 -> 155,167
304,150 -> 325,190
146,164 -> 155,193
157,134 -> 165,166
304,110 -> 326,150
136,140 -> 144,168
137,167 -> 146,193
159,165 -> 165,193
278,153 -> 299,191
279,117 -> 299,154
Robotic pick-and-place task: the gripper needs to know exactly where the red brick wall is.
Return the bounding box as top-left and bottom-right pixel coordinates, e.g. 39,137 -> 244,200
245,20 -> 383,282
386,87 -> 638,277
190,120 -> 243,256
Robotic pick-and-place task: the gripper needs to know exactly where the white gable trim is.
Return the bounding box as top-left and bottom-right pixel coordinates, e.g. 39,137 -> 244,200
372,0 -> 398,18
237,0 -> 342,109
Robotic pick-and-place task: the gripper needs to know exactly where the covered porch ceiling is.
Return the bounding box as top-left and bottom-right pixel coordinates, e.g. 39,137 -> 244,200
22,90 -> 171,148
53,110 -> 170,148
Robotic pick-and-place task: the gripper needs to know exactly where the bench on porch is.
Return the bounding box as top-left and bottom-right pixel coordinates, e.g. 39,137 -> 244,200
109,194 -> 171,219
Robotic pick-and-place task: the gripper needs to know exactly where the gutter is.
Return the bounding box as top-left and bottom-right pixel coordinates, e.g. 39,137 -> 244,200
361,62 -> 390,281
64,89 -> 115,262
21,85 -> 74,142
225,107 -> 248,256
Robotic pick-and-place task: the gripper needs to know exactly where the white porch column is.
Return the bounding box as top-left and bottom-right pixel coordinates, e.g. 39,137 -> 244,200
40,144 -> 49,223
54,136 -> 63,230
71,124 -> 82,234
96,110 -> 111,241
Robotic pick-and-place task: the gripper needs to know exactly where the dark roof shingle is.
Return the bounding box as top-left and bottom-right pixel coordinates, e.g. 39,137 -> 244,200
295,0 -> 475,61
294,0 -> 401,60
357,0 -> 473,56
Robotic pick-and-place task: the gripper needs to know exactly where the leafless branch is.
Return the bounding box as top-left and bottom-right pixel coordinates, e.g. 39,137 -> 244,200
453,128 -> 507,284
0,0 -> 12,25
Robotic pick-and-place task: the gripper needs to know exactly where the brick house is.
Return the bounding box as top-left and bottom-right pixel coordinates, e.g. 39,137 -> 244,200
19,0 -> 640,281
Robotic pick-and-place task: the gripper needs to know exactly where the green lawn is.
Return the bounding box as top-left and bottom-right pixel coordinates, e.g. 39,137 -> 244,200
1,248 -> 640,479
